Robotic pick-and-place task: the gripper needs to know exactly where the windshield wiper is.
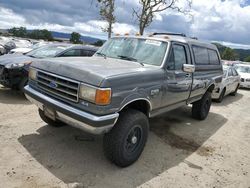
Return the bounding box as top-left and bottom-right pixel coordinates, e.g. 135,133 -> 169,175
96,52 -> 107,58
117,55 -> 144,66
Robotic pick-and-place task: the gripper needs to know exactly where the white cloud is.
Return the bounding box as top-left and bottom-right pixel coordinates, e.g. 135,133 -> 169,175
0,1 -> 250,48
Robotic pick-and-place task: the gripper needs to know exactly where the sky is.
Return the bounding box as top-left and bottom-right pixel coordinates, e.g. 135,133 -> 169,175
0,0 -> 250,49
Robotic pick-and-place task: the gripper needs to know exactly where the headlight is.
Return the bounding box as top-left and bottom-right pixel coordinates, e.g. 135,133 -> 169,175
5,61 -> 32,69
79,84 -> 111,105
5,63 -> 24,69
29,68 -> 37,80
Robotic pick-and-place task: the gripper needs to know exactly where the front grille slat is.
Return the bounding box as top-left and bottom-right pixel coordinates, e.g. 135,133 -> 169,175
37,74 -> 79,90
37,70 -> 80,103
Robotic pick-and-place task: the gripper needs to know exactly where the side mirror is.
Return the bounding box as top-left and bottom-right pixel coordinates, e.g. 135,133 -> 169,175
183,64 -> 195,73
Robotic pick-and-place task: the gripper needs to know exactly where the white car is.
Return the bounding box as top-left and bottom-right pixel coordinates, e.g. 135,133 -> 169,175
236,64 -> 250,88
9,42 -> 48,54
212,66 -> 241,102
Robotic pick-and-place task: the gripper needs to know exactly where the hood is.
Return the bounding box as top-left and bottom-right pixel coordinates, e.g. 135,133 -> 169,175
32,56 -> 159,86
0,54 -> 33,66
10,48 -> 32,53
239,72 -> 250,79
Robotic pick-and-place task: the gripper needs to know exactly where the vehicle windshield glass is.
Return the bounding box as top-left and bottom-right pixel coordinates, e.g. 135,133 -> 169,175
26,45 -> 68,58
96,37 -> 168,66
236,66 -> 250,73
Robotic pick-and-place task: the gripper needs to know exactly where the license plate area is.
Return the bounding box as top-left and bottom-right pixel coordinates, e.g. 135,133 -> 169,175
44,106 -> 56,121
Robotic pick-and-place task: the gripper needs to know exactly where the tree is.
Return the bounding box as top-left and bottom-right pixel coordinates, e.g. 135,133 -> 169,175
222,47 -> 238,61
133,0 -> 192,35
244,56 -> 250,62
93,40 -> 104,46
8,27 -> 27,37
97,0 -> 116,38
70,32 -> 81,44
28,29 -> 53,41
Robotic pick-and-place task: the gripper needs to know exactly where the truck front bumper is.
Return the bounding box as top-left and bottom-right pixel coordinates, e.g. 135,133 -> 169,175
24,86 -> 119,135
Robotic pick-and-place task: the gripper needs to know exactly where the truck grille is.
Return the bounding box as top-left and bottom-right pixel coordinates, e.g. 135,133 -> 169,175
36,70 -> 80,102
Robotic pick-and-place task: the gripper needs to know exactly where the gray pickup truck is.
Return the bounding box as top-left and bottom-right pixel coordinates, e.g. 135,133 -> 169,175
24,33 -> 223,167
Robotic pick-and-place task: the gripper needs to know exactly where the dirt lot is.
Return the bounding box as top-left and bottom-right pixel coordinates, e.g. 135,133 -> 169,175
0,85 -> 250,188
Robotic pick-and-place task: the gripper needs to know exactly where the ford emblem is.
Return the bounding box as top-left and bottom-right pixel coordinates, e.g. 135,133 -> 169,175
49,81 -> 58,88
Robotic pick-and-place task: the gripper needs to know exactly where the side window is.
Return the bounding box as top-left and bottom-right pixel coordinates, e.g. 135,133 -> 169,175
208,49 -> 220,65
88,50 -> 96,56
61,49 -> 81,57
81,50 -> 90,57
167,44 -> 187,70
81,50 -> 96,57
228,68 -> 233,77
232,68 -> 238,76
192,46 -> 209,65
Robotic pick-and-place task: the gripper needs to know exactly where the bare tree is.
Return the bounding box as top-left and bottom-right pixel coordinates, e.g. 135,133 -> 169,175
133,0 -> 192,35
97,0 -> 116,38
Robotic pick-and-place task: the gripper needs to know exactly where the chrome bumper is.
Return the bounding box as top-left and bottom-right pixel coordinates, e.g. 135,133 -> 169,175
24,86 -> 119,135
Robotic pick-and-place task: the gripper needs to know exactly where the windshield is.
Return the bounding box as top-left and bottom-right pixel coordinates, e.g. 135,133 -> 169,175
236,66 -> 250,73
26,45 -> 68,58
96,37 -> 168,66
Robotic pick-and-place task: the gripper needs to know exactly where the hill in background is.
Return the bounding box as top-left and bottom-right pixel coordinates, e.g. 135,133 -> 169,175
213,43 -> 250,61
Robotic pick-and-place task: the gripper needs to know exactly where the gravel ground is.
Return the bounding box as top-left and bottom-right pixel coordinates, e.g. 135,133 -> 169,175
0,85 -> 249,188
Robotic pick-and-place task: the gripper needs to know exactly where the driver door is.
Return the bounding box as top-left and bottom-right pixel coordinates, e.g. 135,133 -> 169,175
162,43 -> 193,107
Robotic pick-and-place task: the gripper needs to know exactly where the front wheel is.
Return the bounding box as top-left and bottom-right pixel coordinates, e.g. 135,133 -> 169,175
230,84 -> 239,96
103,109 -> 149,167
215,88 -> 225,103
192,92 -> 212,120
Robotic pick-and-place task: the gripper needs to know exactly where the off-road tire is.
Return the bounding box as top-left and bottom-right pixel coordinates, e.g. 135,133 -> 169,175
39,109 -> 65,127
215,88 -> 225,103
230,84 -> 239,96
103,109 -> 149,167
192,91 -> 212,120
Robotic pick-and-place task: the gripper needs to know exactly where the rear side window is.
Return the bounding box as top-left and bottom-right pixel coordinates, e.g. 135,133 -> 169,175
192,46 -> 209,65
192,46 -> 220,65
208,49 -> 220,65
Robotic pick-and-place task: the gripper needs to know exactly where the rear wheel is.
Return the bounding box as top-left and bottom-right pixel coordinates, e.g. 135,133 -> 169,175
230,84 -> 239,96
103,109 -> 149,167
192,92 -> 212,120
39,109 -> 65,127
216,88 -> 226,103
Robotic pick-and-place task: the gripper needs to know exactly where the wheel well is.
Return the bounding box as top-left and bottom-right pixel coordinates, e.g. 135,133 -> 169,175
207,84 -> 215,93
121,100 -> 150,117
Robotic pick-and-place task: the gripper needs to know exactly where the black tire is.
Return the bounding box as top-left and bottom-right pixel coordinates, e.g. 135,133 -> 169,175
39,109 -> 65,127
18,77 -> 28,93
230,84 -> 239,96
103,109 -> 149,167
192,91 -> 212,120
215,88 -> 225,103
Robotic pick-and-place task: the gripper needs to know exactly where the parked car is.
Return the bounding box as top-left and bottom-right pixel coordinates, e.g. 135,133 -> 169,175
212,66 -> 240,102
235,64 -> 250,88
24,33 -> 223,167
9,42 -> 48,54
0,44 -> 98,91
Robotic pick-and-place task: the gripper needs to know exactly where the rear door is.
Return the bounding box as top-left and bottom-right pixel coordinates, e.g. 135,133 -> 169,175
162,42 -> 193,107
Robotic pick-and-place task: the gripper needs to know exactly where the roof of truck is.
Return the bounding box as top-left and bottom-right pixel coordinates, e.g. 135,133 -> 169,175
113,33 -> 218,51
